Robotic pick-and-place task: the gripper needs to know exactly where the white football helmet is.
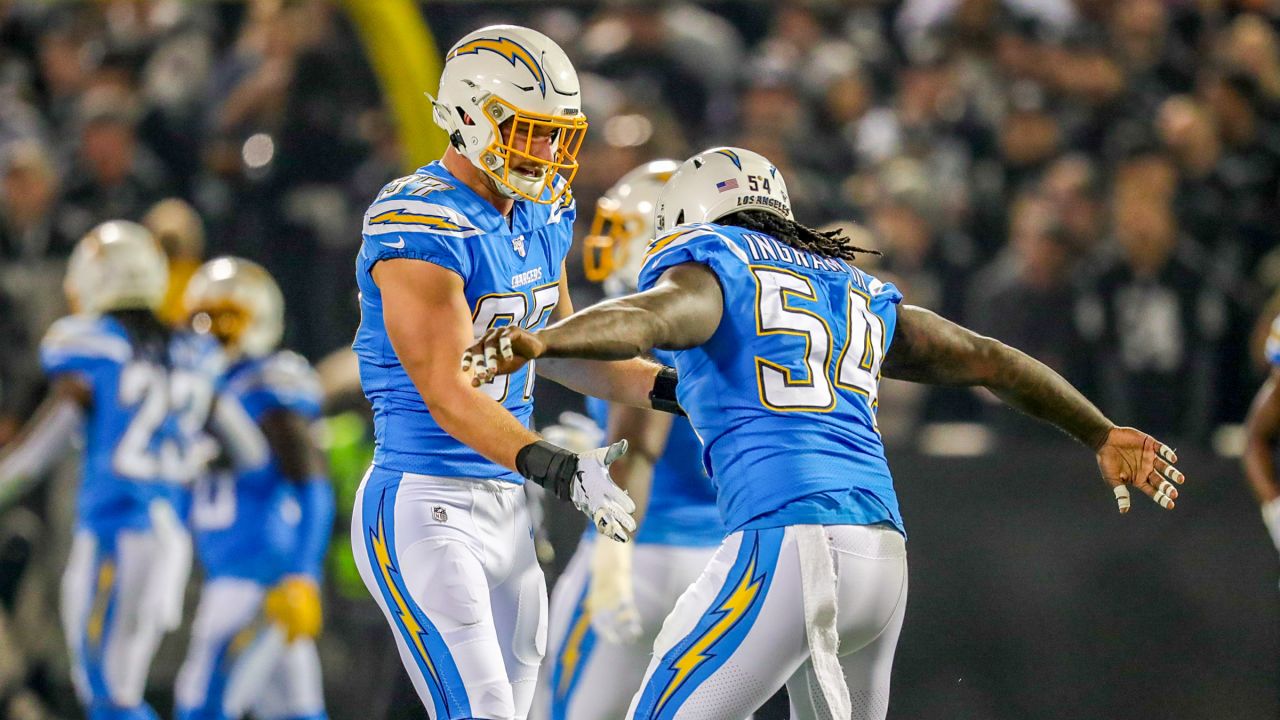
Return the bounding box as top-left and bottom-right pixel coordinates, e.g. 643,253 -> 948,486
654,147 -> 793,233
65,220 -> 168,314
431,25 -> 587,204
183,256 -> 284,358
584,159 -> 680,296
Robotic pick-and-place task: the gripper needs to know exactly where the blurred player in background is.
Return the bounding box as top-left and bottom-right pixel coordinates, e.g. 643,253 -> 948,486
0,221 -> 221,720
465,146 -> 1186,720
533,161 -> 726,720
350,24 -> 667,719
175,257 -> 333,720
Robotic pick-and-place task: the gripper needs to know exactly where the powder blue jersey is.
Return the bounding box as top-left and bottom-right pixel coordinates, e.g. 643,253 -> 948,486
583,348 -> 724,547
354,162 -> 575,483
636,223 -> 905,535
192,351 -> 323,583
40,314 -> 222,539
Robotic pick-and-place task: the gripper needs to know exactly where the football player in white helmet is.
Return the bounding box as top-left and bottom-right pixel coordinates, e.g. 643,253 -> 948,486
0,221 -> 223,720
464,145 -> 1184,720
533,160 -> 730,720
174,258 -> 334,720
351,24 -> 671,719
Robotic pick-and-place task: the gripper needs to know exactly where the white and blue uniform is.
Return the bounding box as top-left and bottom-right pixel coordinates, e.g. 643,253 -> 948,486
625,224 -> 910,720
536,360 -> 724,720
46,313 -> 220,720
350,161 -> 574,719
175,351 -> 332,720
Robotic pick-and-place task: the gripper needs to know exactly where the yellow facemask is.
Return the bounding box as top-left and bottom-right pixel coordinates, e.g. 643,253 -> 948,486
479,95 -> 587,205
584,197 -> 649,283
189,300 -> 253,353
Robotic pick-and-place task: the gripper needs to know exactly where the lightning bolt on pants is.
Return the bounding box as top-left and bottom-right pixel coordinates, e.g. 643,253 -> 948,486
531,538 -> 718,720
352,466 -> 548,720
627,524 -> 908,720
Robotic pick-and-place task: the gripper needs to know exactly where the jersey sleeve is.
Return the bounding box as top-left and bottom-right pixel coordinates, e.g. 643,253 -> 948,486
1267,314 -> 1280,367
636,225 -> 751,292
239,352 -> 323,421
361,187 -> 482,280
39,315 -> 130,378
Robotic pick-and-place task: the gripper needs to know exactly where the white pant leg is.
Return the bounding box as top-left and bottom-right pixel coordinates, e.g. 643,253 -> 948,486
627,525 -> 907,720
61,529 -> 98,705
352,466 -> 546,720
62,522 -> 192,711
787,527 -> 909,720
174,577 -> 267,717
486,484 -> 548,718
540,541 -> 719,720
251,638 -> 326,720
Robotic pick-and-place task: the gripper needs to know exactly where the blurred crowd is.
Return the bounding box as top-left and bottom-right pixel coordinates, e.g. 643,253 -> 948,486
1,0 -> 1279,717
2,0 -> 1276,454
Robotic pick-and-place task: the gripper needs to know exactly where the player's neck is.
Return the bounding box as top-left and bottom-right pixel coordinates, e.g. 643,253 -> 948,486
442,148 -> 515,217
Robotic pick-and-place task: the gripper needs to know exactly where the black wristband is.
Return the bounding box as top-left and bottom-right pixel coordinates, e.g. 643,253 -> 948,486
649,366 -> 685,416
515,440 -> 579,501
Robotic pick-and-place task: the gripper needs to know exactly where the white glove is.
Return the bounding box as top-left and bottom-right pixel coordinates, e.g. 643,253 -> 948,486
588,536 -> 642,644
540,411 -> 605,454
571,440 -> 637,543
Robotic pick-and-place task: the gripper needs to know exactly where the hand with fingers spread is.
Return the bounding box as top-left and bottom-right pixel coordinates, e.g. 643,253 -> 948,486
515,438 -> 637,543
573,441 -> 638,542
462,326 -> 545,387
1095,427 -> 1185,513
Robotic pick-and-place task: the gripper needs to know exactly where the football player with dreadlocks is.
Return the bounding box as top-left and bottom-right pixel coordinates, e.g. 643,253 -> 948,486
464,146 -> 1186,720
534,160 -> 726,720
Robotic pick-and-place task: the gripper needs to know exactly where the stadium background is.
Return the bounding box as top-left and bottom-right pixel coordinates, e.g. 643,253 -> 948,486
0,0 -> 1278,717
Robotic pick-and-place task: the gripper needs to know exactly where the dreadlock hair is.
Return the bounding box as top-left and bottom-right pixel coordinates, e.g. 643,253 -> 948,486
717,210 -> 880,264
108,308 -> 172,368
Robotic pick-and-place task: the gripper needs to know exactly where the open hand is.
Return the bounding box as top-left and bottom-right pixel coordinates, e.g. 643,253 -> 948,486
461,326 -> 545,387
1096,427 -> 1185,513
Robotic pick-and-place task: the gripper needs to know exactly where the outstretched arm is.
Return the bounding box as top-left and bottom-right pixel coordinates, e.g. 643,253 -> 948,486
0,376 -> 89,507
464,262 -> 723,383
530,270 -> 668,408
884,305 -> 1184,512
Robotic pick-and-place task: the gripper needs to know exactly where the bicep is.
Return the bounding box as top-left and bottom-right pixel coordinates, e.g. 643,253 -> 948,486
372,259 -> 474,382
643,263 -> 724,350
882,305 -> 995,386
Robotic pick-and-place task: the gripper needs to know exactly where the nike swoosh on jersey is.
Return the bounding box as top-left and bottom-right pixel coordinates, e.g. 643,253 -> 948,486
381,237 -> 406,249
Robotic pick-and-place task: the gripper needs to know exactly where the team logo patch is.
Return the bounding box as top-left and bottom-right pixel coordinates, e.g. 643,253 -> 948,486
713,149 -> 743,170
432,506 -> 448,523
716,178 -> 739,193
368,209 -> 472,232
512,234 -> 527,257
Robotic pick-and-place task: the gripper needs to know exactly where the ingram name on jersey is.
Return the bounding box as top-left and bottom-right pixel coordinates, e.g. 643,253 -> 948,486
636,223 -> 905,534
353,161 -> 575,483
40,313 -> 222,539
583,348 -> 724,547
193,351 -> 323,583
